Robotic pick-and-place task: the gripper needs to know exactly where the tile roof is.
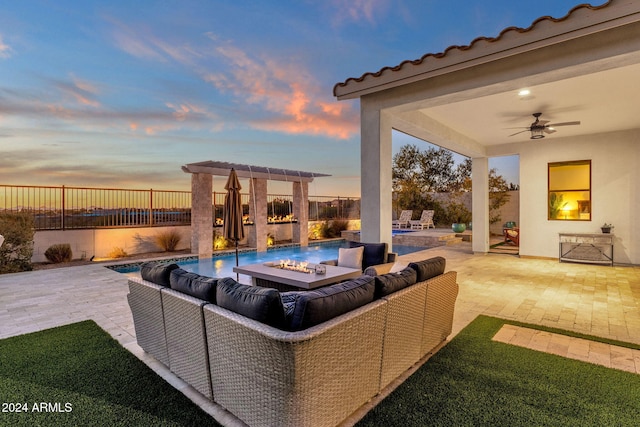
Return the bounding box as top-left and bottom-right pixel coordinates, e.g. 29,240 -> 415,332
333,1 -> 612,97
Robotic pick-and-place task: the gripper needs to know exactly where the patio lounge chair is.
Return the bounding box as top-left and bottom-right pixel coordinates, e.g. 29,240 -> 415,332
410,210 -> 435,230
392,210 -> 413,229
504,227 -> 519,246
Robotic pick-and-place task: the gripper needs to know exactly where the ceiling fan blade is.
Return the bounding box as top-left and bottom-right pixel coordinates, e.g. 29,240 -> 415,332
538,120 -> 550,126
547,121 -> 580,127
508,130 -> 529,137
504,127 -> 530,130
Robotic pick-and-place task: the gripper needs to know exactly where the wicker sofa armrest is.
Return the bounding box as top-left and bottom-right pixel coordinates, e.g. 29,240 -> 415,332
127,278 -> 169,366
363,261 -> 396,276
421,271 -> 459,355
160,289 -> 213,399
387,252 -> 397,262
203,299 -> 387,427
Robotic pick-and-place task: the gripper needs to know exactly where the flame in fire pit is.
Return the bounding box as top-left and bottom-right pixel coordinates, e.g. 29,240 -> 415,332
278,259 -> 313,273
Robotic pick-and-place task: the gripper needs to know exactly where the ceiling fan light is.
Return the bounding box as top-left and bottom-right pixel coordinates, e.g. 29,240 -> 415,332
530,128 -> 545,139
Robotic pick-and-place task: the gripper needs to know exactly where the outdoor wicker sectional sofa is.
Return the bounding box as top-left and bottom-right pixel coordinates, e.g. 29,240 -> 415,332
127,256 -> 459,427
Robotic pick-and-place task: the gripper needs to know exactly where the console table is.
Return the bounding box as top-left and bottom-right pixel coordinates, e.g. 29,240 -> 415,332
558,233 -> 614,266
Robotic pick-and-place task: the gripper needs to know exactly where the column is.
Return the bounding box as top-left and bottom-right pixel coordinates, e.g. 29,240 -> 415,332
360,99 -> 393,247
248,178 -> 268,252
472,157 -> 490,253
292,181 -> 309,247
191,173 -> 213,258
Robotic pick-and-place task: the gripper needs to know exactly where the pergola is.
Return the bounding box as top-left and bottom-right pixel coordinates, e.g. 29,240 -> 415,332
182,161 -> 330,257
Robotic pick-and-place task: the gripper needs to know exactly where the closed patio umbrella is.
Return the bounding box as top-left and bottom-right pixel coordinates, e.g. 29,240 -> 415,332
223,168 -> 245,279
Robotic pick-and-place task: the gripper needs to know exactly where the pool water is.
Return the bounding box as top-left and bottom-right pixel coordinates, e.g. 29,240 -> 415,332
116,241 -> 427,282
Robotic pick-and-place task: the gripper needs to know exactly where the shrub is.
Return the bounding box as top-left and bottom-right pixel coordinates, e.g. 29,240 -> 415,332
108,247 -> 128,258
154,229 -> 182,252
0,212 -> 35,274
445,201 -> 472,224
314,220 -> 349,239
308,222 -> 324,240
213,230 -> 230,250
328,219 -> 349,237
44,244 -> 73,263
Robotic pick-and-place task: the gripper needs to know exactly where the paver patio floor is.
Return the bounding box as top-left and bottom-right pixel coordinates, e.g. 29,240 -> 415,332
1,241 -> 638,426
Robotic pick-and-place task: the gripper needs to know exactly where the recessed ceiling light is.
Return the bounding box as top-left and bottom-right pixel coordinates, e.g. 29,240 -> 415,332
518,89 -> 530,96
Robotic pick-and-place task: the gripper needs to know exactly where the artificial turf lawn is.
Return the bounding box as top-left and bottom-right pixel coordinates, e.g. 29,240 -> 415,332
0,321 -> 221,426
357,315 -> 640,427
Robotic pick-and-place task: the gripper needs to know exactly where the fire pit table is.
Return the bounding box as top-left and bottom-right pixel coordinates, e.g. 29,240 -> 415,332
233,261 -> 362,291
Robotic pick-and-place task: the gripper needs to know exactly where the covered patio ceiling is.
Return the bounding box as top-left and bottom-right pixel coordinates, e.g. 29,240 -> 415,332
334,1 -> 640,159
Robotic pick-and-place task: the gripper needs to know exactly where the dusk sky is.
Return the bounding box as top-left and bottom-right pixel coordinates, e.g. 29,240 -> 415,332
0,1 -> 600,196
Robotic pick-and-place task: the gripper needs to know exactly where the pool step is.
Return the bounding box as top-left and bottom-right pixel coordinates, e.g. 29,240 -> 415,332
340,229 -> 466,248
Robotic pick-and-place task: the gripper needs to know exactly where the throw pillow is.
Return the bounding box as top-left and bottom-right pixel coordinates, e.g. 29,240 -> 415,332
140,262 -> 179,287
287,275 -> 375,331
216,278 -> 286,329
408,257 -> 446,282
348,241 -> 387,269
337,246 -> 364,269
169,268 -> 218,302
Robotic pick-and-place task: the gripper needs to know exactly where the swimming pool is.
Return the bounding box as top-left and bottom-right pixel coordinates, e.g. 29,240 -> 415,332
115,241 -> 428,283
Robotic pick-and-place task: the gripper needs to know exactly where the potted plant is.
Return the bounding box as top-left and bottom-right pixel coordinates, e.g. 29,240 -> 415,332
601,223 -> 613,234
447,202 -> 471,233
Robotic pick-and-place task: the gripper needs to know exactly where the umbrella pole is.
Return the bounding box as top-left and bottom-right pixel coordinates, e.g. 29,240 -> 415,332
235,240 -> 239,281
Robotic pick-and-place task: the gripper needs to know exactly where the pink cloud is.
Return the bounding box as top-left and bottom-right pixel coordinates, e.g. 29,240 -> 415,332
0,35 -> 12,58
205,43 -> 358,140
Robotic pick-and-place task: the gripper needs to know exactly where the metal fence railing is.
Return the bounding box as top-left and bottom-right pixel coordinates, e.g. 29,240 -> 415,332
0,185 -> 360,230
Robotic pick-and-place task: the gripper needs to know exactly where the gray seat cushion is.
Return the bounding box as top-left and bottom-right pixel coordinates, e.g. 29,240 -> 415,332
408,257 -> 446,282
287,275 -> 375,331
140,262 -> 179,287
169,268 -> 219,302
216,278 -> 286,329
374,267 -> 417,298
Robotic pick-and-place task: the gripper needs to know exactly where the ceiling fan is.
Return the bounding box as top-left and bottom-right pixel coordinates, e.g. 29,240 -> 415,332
509,112 -> 581,139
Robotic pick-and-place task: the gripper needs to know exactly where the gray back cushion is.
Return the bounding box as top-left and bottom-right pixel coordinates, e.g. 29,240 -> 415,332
408,257 -> 446,282
169,268 -> 219,302
216,278 -> 286,329
287,275 -> 375,331
140,262 -> 179,287
374,267 -> 417,298
347,241 -> 388,270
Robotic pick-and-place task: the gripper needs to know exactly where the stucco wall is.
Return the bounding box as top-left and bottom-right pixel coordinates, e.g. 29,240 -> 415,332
519,129 -> 639,264
33,226 -> 192,263
427,191 -> 520,235
32,222 -> 310,262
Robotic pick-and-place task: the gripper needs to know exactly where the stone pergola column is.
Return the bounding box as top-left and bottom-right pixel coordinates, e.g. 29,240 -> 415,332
292,181 -> 309,247
191,173 -> 213,258
248,178 -> 268,252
